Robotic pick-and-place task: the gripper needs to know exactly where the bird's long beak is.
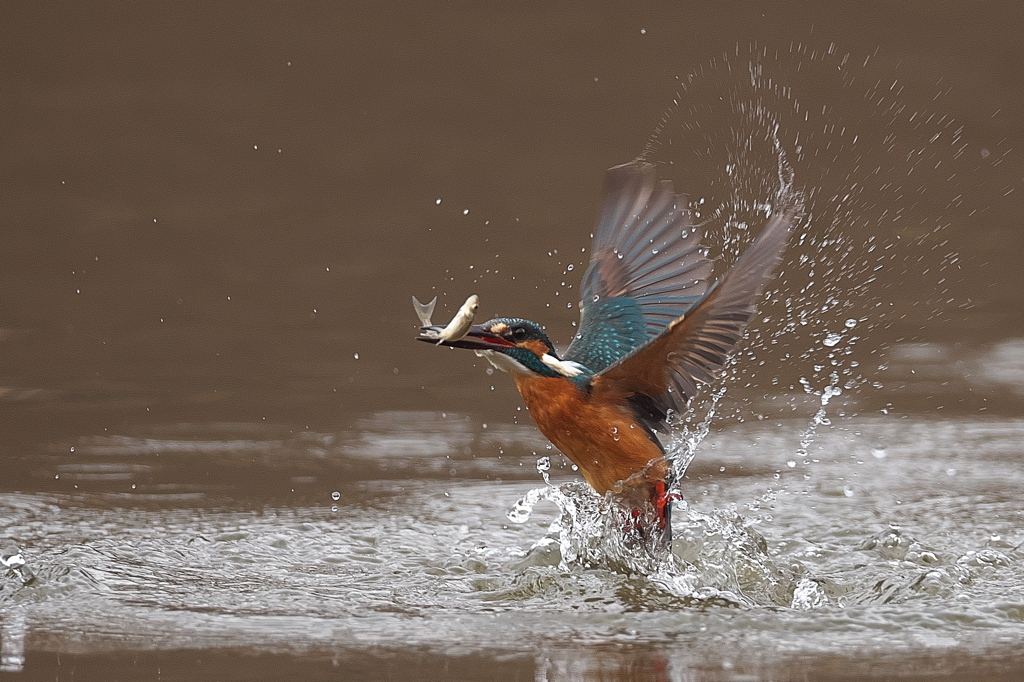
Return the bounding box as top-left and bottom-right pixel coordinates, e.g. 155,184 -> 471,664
416,324 -> 514,350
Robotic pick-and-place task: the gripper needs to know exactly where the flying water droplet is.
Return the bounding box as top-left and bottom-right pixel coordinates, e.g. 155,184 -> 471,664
535,456 -> 551,485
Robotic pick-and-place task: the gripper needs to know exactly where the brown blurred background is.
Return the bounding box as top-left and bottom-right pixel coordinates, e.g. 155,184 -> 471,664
1,2 -> 1021,448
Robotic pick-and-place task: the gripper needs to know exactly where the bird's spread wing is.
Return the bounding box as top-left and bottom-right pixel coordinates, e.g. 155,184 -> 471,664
587,208 -> 794,433
563,161 -> 712,373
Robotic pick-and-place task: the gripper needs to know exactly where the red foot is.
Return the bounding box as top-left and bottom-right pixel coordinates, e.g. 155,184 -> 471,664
622,481 -> 679,534
651,480 -> 680,529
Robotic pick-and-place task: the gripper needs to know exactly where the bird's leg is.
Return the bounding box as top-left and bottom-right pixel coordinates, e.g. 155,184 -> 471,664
650,479 -> 681,530
612,458 -> 678,555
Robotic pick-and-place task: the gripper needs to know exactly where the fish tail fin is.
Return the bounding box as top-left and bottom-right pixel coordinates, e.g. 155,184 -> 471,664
412,295 -> 437,326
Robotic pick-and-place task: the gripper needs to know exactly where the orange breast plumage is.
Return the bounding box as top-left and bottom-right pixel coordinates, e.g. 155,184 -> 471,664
511,375 -> 667,494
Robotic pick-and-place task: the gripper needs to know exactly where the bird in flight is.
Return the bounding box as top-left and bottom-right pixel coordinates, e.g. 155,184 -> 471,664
418,160 -> 792,542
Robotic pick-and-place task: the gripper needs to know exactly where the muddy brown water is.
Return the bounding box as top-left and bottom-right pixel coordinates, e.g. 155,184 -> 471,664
2,3 -> 1024,681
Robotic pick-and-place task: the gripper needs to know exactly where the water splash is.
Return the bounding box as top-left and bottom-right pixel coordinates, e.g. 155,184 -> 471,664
1,545 -> 35,587
666,386 -> 729,495
506,388 -> 810,605
509,387 -> 723,571
795,371 -> 843,465
640,42 -> 974,432
509,41 -> 976,608
508,47 -> 812,592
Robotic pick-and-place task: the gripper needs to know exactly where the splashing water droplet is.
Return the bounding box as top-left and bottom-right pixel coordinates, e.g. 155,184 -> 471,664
844,318 -> 858,328
507,485 -> 553,524
331,491 -> 341,501
823,332 -> 843,347
536,456 -> 551,485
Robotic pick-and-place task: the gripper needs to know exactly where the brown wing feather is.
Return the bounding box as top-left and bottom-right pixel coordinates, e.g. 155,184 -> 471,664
589,209 -> 794,428
564,161 -> 712,372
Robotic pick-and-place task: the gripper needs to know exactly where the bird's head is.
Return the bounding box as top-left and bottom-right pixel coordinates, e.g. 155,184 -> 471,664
419,317 -> 586,379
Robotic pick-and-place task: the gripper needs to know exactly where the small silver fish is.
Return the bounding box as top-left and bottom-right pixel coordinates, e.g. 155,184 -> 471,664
412,295 -> 437,326
418,294 -> 479,344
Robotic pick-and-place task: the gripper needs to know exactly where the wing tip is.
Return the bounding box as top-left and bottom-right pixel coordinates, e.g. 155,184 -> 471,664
721,203 -> 798,294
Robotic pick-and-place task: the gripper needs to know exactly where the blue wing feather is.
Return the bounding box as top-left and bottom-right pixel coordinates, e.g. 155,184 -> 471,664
564,161 -> 712,371
565,297 -> 647,374
588,209 -> 795,433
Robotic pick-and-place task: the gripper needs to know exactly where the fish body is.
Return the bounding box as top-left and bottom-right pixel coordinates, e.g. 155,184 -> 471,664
417,294 -> 480,344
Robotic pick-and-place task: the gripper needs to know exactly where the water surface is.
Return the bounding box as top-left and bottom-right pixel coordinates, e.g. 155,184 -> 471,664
2,2 -> 1024,680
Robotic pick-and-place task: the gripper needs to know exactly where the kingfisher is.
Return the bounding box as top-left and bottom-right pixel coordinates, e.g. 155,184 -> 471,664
418,161 -> 792,540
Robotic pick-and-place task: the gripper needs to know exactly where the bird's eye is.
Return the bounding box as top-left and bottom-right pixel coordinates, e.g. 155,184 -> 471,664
510,327 -> 529,342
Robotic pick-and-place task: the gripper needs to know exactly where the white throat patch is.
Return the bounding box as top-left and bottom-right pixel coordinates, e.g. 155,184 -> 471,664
473,349 -> 585,378
473,349 -> 531,375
